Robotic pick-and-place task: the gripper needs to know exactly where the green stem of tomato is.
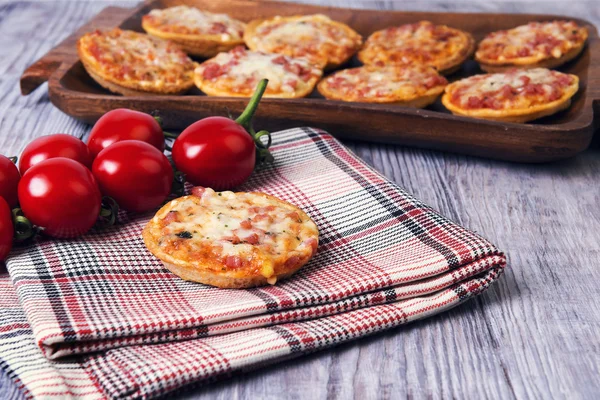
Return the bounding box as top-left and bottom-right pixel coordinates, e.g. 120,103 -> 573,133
11,208 -> 34,242
163,131 -> 179,139
235,79 -> 268,129
97,196 -> 119,228
8,156 -> 17,164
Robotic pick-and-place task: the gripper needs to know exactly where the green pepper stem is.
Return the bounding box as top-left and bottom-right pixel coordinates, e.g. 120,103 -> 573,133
235,79 -> 268,129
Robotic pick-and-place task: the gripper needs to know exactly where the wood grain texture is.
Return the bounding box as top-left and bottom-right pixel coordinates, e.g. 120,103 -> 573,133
1,1 -> 600,399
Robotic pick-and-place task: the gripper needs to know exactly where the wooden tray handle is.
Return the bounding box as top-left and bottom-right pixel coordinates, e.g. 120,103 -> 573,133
587,36 -> 600,147
20,6 -> 136,95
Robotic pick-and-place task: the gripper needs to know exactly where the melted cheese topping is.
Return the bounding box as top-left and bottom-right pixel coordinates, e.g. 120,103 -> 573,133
247,14 -> 362,66
360,21 -> 472,69
476,21 -> 587,62
78,28 -> 195,88
143,6 -> 245,41
320,66 -> 447,102
195,47 -> 322,96
152,188 -> 319,279
446,68 -> 577,110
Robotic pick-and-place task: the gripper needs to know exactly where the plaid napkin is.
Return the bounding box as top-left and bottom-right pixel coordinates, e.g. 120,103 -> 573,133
0,128 -> 506,399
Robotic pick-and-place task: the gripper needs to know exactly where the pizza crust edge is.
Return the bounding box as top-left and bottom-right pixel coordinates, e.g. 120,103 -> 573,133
316,67 -> 446,107
77,32 -> 196,96
141,18 -> 246,58
441,73 -> 579,123
142,192 -> 319,289
477,41 -> 587,73
356,24 -> 476,75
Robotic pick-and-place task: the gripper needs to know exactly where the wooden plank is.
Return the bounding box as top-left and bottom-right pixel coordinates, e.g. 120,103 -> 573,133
0,1 -> 599,399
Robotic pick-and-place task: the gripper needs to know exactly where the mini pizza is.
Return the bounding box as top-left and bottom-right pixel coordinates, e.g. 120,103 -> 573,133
194,46 -> 322,98
141,6 -> 246,58
358,21 -> 475,75
317,65 -> 447,107
475,21 -> 588,72
77,28 -> 196,96
244,14 -> 363,69
142,187 -> 320,288
441,68 -> 578,123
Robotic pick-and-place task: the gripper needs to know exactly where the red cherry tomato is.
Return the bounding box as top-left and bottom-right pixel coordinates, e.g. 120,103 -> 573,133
0,155 -> 20,208
92,141 -> 173,213
18,158 -> 101,238
0,197 -> 12,261
172,116 -> 256,190
19,134 -> 92,175
87,109 -> 165,158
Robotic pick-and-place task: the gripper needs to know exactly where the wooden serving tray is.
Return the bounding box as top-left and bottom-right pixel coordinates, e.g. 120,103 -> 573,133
20,0 -> 600,162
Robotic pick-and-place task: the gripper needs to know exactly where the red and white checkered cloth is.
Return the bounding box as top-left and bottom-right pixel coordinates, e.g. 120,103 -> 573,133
0,128 -> 506,399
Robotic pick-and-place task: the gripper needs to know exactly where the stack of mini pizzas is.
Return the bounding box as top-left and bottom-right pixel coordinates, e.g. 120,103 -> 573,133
76,5 -> 588,123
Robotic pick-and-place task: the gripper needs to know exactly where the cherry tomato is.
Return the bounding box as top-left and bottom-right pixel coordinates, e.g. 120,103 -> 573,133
18,158 -> 101,238
92,141 -> 173,213
0,197 -> 12,261
0,155 -> 20,208
19,134 -> 92,175
172,117 -> 256,190
171,79 -> 273,190
87,109 -> 165,158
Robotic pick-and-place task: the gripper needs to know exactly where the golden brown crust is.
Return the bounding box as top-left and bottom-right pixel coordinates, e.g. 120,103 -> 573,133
478,43 -> 586,73
243,14 -> 362,70
77,29 -> 196,95
195,74 -> 317,98
357,22 -> 475,75
141,17 -> 245,58
475,22 -> 588,72
142,191 -> 319,289
441,71 -> 579,123
80,57 -> 192,96
317,66 -> 446,107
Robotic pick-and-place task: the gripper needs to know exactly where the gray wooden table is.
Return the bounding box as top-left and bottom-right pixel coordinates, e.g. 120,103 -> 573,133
1,0 -> 599,399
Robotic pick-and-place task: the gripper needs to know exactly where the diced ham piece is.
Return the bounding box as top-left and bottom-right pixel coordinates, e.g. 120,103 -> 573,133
209,22 -> 227,34
519,75 -> 531,86
284,256 -> 300,268
202,63 -> 223,80
225,255 -> 242,268
467,96 -> 483,108
557,74 -> 574,86
240,220 -> 252,229
191,186 -> 206,197
500,84 -> 516,99
284,63 -> 302,75
285,79 -> 298,90
244,233 -> 260,245
252,213 -> 273,223
162,211 -> 179,224
222,235 -> 242,244
287,212 -> 300,221
272,55 -> 288,65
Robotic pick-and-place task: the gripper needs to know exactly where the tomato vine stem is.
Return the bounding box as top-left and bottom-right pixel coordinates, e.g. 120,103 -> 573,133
11,208 -> 34,242
234,79 -> 273,165
235,79 -> 268,129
